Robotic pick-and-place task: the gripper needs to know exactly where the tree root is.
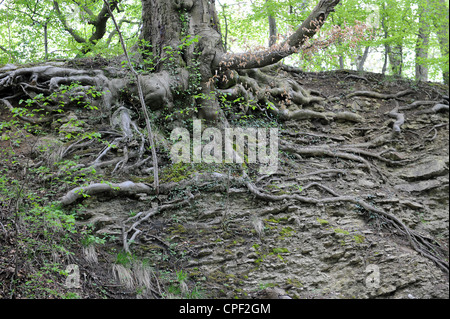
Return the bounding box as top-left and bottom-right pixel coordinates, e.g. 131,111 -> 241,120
343,89 -> 414,100
58,171 -> 449,273
387,102 -> 405,135
58,173 -> 228,206
424,123 -> 449,142
399,100 -> 445,111
417,103 -> 449,114
122,193 -> 196,253
342,132 -> 397,149
242,175 -> 448,273
280,142 -> 371,170
218,66 -> 365,124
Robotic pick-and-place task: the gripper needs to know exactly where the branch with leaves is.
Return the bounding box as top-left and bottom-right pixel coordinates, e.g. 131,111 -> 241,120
53,0 -> 121,54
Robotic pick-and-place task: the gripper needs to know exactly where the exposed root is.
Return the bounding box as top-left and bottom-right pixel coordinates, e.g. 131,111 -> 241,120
280,142 -> 372,170
417,103 -> 449,114
0,64 -> 186,180
122,193 -> 195,253
399,100 -> 445,111
343,89 -> 414,100
387,101 -> 405,135
58,171 -> 449,273
219,67 -> 364,124
342,132 -> 397,149
242,175 -> 448,273
424,123 -> 449,142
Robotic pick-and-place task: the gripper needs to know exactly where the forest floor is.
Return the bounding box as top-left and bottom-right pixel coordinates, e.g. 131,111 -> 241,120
0,63 -> 448,299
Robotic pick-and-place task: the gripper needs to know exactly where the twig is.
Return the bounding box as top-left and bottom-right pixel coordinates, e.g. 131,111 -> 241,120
103,0 -> 159,194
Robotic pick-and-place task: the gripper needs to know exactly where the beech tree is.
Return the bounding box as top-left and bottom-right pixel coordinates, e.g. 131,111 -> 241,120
0,0 -> 344,133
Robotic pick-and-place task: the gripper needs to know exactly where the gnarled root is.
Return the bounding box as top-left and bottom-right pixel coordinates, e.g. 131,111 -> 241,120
217,66 -> 363,124
0,64 -> 185,177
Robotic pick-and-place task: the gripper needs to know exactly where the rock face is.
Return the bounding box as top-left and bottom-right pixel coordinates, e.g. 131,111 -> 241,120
76,110 -> 449,299
81,189 -> 448,299
394,178 -> 447,192
398,157 -> 448,181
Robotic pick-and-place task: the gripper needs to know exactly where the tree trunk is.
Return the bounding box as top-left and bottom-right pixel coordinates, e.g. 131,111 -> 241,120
267,0 -> 278,47
140,0 -> 225,122
431,0 -> 449,84
415,0 -> 430,82
138,0 -> 340,123
389,45 -> 403,77
357,46 -> 370,72
381,5 -> 389,75
44,22 -> 48,61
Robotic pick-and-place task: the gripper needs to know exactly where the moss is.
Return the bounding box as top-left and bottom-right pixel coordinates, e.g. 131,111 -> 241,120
265,216 -> 288,224
168,224 -> 187,235
286,278 -> 303,288
316,218 -> 329,225
226,238 -> 244,248
334,228 -> 350,235
279,226 -> 294,239
272,247 -> 290,254
130,175 -> 154,184
208,270 -> 228,284
353,234 -> 365,244
161,162 -> 192,183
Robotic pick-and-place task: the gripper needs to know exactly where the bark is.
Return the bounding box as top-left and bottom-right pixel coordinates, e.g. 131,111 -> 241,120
140,0 -> 226,122
267,0 -> 278,47
415,0 -> 430,82
381,4 -> 389,75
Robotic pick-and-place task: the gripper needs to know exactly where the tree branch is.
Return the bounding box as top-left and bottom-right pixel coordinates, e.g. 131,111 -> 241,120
52,0 -> 87,44
214,0 -> 341,70
88,0 -> 120,44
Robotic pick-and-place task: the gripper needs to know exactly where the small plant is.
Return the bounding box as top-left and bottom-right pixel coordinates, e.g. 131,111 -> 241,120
81,234 -> 106,247
115,250 -> 134,266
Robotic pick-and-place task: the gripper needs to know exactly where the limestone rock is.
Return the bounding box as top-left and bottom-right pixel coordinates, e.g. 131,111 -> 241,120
398,157 -> 448,181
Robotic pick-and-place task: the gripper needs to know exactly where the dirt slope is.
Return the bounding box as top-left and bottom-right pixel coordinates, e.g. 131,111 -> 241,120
0,66 -> 448,299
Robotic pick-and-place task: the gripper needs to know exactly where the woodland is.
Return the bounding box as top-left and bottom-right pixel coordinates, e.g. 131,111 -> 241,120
0,0 -> 449,300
